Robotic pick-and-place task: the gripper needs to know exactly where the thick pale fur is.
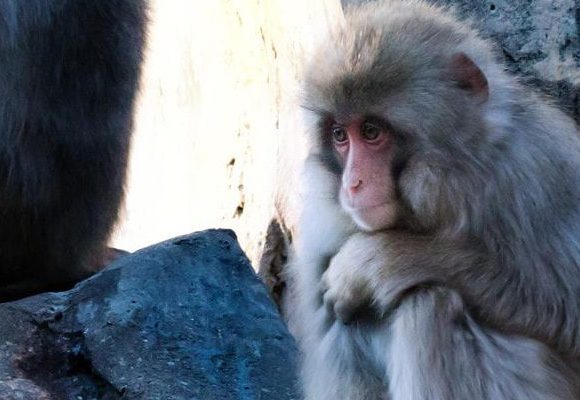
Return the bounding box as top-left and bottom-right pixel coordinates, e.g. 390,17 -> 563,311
291,158 -> 579,400
288,0 -> 580,398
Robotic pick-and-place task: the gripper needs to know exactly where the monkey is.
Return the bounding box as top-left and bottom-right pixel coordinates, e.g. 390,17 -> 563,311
287,0 -> 580,398
0,0 -> 147,302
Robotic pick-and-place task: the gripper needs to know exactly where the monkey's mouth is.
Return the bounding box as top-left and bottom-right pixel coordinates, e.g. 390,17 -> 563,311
342,201 -> 398,231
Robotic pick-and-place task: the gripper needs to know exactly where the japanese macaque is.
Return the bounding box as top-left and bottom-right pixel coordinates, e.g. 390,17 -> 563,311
0,1 -> 146,301
288,1 -> 580,398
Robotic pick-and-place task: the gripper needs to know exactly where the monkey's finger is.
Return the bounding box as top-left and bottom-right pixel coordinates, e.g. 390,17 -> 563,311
334,300 -> 357,325
318,278 -> 329,296
322,290 -> 337,318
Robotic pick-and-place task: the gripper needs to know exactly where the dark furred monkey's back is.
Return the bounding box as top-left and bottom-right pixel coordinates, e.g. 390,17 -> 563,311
0,0 -> 147,301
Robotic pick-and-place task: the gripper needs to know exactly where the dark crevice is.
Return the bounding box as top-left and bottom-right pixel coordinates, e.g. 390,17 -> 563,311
258,218 -> 292,313
234,201 -> 245,218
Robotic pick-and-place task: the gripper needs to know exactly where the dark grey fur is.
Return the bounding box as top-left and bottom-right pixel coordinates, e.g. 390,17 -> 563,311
290,0 -> 580,398
0,0 -> 146,301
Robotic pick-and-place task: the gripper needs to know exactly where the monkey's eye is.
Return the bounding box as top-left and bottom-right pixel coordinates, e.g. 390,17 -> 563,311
361,122 -> 381,141
331,125 -> 348,143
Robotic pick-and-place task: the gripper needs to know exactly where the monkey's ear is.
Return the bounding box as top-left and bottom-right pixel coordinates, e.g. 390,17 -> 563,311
448,53 -> 489,102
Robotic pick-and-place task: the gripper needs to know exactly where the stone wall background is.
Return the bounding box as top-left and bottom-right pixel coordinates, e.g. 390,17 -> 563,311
111,0 -> 342,265
436,0 -> 578,120
113,0 -> 579,268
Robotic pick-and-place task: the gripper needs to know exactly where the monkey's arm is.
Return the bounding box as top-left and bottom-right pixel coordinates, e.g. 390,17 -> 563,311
322,231 -> 580,355
385,286 -> 576,400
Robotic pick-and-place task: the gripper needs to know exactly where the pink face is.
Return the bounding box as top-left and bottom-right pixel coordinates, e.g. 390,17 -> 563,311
331,118 -> 399,231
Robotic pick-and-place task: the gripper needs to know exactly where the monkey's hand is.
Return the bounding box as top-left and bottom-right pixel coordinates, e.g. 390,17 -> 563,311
321,232 -> 400,324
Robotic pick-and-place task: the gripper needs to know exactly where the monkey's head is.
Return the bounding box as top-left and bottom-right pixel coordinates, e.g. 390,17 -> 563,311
303,0 -> 495,233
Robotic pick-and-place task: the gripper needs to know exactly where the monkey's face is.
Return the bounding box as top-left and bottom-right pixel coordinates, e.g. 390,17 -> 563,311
305,9 -> 492,234
328,116 -> 399,231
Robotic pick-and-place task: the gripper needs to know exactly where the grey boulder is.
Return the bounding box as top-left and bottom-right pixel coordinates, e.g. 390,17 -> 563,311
0,229 -> 300,400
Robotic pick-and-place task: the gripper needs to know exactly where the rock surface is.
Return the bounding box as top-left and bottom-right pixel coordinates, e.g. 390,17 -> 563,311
113,0 -> 340,267
0,230 -> 299,400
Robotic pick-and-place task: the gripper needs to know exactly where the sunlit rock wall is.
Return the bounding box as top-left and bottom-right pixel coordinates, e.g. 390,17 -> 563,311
112,0 -> 343,265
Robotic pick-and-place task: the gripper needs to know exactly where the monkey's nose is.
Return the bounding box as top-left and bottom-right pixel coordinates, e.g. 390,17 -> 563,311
348,179 -> 363,194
